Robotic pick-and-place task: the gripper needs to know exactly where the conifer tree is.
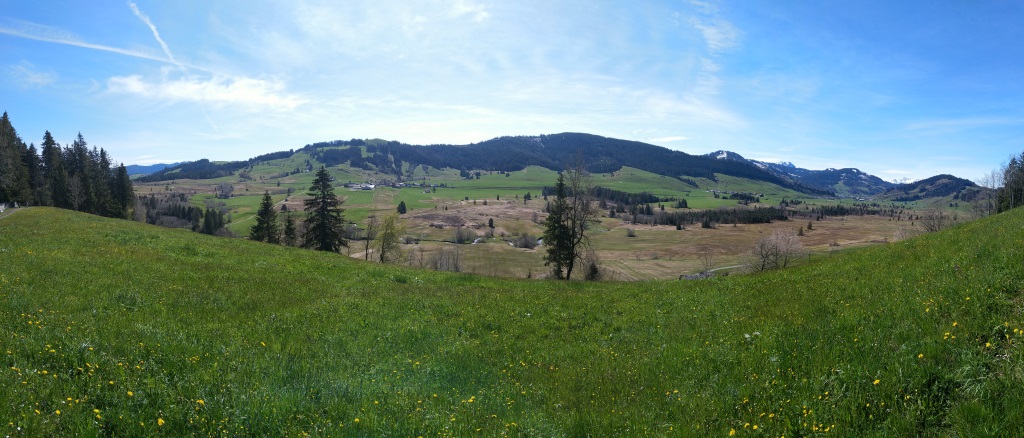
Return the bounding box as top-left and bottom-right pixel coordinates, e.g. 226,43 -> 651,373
542,156 -> 597,280
40,131 -> 65,207
0,112 -> 31,204
543,172 -> 572,279
111,164 -> 134,219
250,192 -> 280,243
283,213 -> 297,246
302,167 -> 347,252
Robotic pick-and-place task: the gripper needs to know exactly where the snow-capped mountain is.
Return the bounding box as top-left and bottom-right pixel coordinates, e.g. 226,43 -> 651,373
703,151 -> 894,197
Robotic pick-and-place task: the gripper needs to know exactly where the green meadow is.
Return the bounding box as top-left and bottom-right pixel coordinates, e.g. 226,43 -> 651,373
1,207 -> 1022,436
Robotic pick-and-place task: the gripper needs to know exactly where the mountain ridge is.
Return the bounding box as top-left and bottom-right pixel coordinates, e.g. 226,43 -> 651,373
138,132 -> 974,199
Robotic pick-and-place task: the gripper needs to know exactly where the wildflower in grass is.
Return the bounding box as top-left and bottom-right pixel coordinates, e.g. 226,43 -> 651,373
729,429 -> 736,436
873,379 -> 880,385
918,353 -> 924,359
158,418 -> 165,426
197,399 -> 205,406
55,410 -> 60,415
127,391 -> 134,397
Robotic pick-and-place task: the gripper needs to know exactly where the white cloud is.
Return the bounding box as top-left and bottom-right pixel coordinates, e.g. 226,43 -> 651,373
7,62 -> 57,87
690,18 -> 739,54
450,0 -> 490,23
107,75 -> 306,110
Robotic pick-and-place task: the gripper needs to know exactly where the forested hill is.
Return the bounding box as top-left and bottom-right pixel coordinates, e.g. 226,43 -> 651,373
140,133 -> 833,195
881,174 -> 978,202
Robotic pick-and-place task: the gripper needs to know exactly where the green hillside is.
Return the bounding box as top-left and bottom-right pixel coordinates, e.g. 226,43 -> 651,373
1,208 -> 1022,435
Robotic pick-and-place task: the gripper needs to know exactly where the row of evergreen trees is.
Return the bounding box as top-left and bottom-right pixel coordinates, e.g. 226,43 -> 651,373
0,112 -> 134,218
999,152 -> 1024,213
249,167 -> 348,252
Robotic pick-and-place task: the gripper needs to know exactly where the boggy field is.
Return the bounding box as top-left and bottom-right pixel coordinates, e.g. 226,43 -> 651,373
1,207 -> 1022,435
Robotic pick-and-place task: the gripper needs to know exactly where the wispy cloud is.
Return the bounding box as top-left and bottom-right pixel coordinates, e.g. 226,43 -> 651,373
127,1 -> 179,66
107,75 -> 306,110
904,117 -> 1023,132
450,0 -> 490,22
690,17 -> 739,54
6,61 -> 57,87
0,19 -> 171,64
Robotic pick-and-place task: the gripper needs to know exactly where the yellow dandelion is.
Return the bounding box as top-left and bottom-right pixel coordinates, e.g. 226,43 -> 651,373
729,429 -> 736,436
952,321 -> 958,327
918,353 -> 924,359
197,399 -> 205,406
158,418 -> 165,426
354,418 -> 360,423
127,391 -> 134,397
55,410 -> 61,415
873,379 -> 880,385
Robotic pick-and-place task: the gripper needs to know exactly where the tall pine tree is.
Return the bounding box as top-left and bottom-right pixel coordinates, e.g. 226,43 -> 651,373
283,213 -> 297,246
542,172 -> 572,279
302,167 -> 347,252
250,191 -> 280,243
0,112 -> 32,204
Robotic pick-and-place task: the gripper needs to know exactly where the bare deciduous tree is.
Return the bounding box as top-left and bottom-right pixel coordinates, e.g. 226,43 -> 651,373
697,247 -> 717,273
921,208 -> 953,233
431,246 -> 463,272
749,230 -> 805,272
362,215 -> 379,260
969,169 -> 1002,219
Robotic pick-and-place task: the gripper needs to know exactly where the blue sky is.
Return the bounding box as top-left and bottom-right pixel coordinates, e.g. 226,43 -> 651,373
2,1 -> 1022,181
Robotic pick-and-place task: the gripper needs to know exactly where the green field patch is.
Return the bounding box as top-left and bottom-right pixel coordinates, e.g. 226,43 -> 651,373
1,207 -> 1022,435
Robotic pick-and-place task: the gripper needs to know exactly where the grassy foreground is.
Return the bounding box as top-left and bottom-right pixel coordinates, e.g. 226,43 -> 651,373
1,208 -> 1022,436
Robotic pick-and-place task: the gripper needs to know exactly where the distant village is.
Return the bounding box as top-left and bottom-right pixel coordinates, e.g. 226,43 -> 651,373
342,181 -> 449,193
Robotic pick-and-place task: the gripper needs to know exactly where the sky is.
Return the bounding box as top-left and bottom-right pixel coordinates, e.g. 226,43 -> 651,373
2,1 -> 1023,182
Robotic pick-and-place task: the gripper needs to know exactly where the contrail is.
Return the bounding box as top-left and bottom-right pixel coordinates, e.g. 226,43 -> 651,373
0,24 -> 168,64
128,1 -> 179,66
127,0 -> 221,131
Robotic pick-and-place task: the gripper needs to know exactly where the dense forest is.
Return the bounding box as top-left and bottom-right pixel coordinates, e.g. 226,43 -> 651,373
0,112 -> 134,219
137,150 -> 297,182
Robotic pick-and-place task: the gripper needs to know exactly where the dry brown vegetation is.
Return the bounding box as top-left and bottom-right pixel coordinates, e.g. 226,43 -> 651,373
374,200 -> 916,280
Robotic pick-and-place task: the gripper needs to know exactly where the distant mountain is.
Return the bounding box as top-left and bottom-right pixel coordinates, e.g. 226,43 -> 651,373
879,174 -> 978,202
142,133 -> 833,196
126,162 -> 183,176
703,151 -> 894,197
138,134 -> 975,202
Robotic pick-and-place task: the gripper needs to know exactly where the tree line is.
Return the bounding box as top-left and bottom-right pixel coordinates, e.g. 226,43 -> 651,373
998,152 -> 1024,213
135,193 -> 229,235
0,112 -> 134,218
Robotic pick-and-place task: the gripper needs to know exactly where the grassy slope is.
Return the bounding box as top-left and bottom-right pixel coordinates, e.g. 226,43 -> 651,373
1,208 -> 1022,436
